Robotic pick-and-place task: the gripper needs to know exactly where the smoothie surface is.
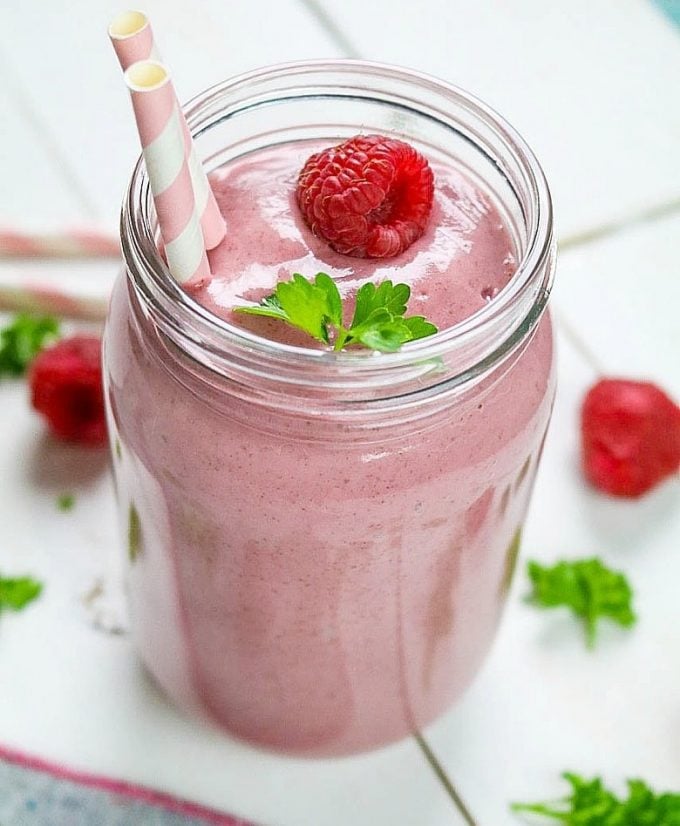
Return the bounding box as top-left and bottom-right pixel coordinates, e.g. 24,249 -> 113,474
107,140 -> 555,756
189,141 -> 516,346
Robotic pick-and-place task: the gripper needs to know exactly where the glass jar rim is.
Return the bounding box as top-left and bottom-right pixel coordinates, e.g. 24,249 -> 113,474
120,58 -> 554,400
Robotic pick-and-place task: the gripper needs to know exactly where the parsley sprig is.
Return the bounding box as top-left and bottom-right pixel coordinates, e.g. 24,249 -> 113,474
526,558 -> 636,647
57,493 -> 76,512
512,772 -> 680,823
0,313 -> 60,378
0,575 -> 43,613
234,273 -> 437,352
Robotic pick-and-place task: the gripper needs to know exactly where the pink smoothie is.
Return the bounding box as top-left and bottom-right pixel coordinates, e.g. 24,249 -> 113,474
104,140 -> 555,755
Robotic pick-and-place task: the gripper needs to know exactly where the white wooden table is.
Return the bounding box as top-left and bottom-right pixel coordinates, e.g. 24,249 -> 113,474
1,2 -> 679,824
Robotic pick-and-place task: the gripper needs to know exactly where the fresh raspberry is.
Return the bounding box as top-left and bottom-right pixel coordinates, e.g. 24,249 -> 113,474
581,378 -> 680,498
296,134 -> 434,258
29,335 -> 107,446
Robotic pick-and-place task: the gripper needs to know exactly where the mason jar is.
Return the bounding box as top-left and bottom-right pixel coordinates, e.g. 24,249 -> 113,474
104,60 -> 556,756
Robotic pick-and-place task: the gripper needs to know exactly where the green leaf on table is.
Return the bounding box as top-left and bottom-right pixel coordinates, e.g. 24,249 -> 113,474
526,557 -> 636,647
56,493 -> 76,512
0,313 -> 60,378
0,575 -> 43,612
512,772 -> 680,823
235,273 -> 437,353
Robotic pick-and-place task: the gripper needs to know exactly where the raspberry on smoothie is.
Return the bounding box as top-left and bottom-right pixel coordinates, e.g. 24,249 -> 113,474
296,134 -> 434,259
191,138 -> 517,348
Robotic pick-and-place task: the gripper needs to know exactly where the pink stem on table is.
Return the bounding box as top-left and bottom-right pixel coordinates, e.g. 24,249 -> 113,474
0,284 -> 108,322
0,229 -> 119,259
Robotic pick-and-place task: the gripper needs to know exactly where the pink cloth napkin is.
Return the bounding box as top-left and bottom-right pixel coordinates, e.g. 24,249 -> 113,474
0,743 -> 257,825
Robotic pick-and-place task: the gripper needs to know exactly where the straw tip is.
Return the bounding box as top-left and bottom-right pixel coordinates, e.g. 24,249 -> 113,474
108,10 -> 149,39
124,60 -> 170,91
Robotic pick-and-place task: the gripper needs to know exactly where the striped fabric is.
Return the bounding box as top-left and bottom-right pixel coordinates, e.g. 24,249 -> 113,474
0,746 -> 255,826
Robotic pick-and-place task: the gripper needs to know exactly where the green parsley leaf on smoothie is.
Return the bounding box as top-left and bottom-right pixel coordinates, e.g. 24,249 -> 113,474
0,313 -> 60,378
0,575 -> 43,613
234,272 -> 437,352
511,772 -> 680,822
526,558 -> 636,647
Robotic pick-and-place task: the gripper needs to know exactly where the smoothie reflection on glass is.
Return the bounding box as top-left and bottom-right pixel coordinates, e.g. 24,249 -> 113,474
104,60 -> 556,756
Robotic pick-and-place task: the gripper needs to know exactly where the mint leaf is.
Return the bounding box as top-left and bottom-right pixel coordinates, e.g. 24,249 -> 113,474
0,313 -> 60,377
235,273 -> 437,353
526,558 -> 636,647
0,575 -> 43,612
512,772 -> 680,823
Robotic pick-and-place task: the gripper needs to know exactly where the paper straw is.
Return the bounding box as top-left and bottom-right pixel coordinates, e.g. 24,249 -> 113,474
0,228 -> 119,259
0,284 -> 108,322
107,10 -> 160,66
124,61 -> 210,285
109,11 -> 225,250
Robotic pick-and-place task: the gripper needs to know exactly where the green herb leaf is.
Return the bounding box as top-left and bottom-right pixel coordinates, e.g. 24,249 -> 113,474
237,273 -> 340,343
352,316 -> 413,352
0,313 -> 60,378
238,292 -> 288,321
526,558 -> 636,647
56,493 -> 76,512
234,273 -> 438,352
512,772 -> 680,823
402,316 -> 439,341
351,280 -> 410,328
0,575 -> 43,612
128,503 -> 142,563
313,272 -> 343,328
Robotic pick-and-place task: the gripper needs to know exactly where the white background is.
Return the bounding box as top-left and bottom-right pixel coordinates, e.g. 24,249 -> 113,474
1,2 -> 679,824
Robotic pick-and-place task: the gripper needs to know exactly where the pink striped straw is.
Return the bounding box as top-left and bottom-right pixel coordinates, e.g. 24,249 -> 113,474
124,61 -> 210,286
0,283 -> 108,322
109,11 -> 225,250
0,228 -> 119,259
107,10 -> 160,66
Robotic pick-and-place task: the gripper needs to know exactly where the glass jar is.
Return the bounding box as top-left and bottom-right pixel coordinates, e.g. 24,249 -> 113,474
104,60 -> 556,756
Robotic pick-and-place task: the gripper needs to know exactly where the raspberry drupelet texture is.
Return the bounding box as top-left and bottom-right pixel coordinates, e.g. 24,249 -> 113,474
296,134 -> 434,258
29,335 -> 107,446
581,378 -> 680,498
